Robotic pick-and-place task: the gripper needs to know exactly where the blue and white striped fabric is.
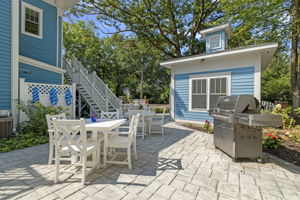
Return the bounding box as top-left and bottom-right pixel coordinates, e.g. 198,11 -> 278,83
49,88 -> 58,106
32,87 -> 40,103
65,88 -> 72,106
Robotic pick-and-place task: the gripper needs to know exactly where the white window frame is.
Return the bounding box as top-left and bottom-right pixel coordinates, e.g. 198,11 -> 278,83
208,34 -> 221,49
22,2 -> 43,39
189,72 -> 231,112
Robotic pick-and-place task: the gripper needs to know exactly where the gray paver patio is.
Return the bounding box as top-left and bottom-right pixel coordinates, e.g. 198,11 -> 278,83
1,122 -> 300,200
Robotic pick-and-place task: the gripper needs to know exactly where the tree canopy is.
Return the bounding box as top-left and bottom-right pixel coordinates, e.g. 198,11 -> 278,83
63,21 -> 170,103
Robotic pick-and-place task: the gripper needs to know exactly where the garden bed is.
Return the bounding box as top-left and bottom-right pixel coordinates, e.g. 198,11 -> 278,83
179,122 -> 212,133
0,133 -> 48,153
263,129 -> 300,167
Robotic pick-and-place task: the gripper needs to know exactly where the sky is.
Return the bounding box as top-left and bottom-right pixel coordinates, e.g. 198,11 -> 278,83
65,13 -> 129,38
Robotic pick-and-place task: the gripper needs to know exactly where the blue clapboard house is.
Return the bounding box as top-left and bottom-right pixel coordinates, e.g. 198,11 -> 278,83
0,0 -> 79,124
0,0 -> 123,130
160,24 -> 278,123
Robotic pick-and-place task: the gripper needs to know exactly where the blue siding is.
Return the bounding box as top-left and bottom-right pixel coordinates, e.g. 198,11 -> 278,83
0,0 -> 12,110
174,67 -> 255,122
206,30 -> 226,53
19,63 -> 62,85
58,16 -> 62,67
19,0 -> 58,66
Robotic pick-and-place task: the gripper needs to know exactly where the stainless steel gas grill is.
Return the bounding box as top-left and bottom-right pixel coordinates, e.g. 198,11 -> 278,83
209,95 -> 282,161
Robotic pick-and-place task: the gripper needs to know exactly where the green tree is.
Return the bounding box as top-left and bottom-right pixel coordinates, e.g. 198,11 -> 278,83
221,0 -> 299,109
261,55 -> 291,103
71,0 -> 226,57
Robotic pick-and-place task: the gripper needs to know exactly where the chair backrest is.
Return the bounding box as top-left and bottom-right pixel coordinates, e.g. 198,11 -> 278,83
127,110 -> 144,124
52,118 -> 87,154
46,113 -> 66,130
128,114 -> 140,145
101,111 -> 119,120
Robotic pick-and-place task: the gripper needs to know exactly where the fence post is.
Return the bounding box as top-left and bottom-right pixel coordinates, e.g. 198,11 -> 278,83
105,84 -> 109,112
72,83 -> 77,119
18,78 -> 26,123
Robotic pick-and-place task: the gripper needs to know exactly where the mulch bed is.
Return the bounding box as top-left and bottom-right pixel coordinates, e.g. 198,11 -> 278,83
263,131 -> 300,167
179,123 -> 211,133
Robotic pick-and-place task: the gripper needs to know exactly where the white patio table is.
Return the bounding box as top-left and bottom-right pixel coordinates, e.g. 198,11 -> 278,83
85,119 -> 126,168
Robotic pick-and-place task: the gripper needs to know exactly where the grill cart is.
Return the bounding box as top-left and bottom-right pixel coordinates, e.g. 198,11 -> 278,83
209,95 -> 282,162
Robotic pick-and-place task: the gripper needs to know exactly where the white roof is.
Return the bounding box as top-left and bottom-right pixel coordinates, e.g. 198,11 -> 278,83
43,0 -> 80,11
200,24 -> 233,38
160,43 -> 278,69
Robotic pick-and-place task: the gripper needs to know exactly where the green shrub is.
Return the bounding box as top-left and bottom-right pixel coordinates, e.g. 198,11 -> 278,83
263,132 -> 282,149
17,101 -> 68,136
272,105 -> 295,129
153,107 -> 170,113
0,133 -> 48,153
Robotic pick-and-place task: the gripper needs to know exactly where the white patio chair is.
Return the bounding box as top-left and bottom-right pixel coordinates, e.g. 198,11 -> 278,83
128,110 -> 146,140
100,110 -> 120,120
106,114 -> 140,169
46,113 -> 66,166
149,108 -> 165,136
52,118 -> 98,185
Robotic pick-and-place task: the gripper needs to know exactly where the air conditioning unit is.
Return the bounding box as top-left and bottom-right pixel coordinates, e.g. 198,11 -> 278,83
0,116 -> 13,139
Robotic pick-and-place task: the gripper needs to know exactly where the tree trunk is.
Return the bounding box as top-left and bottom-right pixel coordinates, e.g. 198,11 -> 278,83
140,66 -> 144,99
291,0 -> 300,111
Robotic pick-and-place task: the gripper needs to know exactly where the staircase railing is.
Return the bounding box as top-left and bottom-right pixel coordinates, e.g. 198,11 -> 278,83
63,55 -> 122,111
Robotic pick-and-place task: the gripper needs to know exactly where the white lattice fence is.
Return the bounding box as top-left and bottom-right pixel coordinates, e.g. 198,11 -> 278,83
19,78 -> 76,122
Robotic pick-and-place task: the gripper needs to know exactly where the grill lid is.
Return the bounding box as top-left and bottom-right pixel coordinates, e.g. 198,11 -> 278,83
216,95 -> 259,113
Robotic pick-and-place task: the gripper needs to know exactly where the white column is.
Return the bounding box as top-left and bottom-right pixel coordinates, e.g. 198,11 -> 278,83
11,0 -> 19,130
253,53 -> 261,101
18,79 -> 26,123
170,68 -> 175,120
72,83 -> 76,119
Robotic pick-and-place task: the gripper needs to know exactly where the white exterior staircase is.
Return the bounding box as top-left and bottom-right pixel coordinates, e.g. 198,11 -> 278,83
63,55 -> 122,117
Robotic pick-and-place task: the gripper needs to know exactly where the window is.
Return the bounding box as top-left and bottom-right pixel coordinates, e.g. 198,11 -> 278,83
22,2 -> 43,39
190,74 -> 230,111
210,77 -> 227,108
191,79 -> 207,109
209,34 -> 221,49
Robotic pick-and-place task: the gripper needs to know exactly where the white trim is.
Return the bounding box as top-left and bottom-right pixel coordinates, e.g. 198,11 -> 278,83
56,13 -> 59,66
208,34 -> 221,49
21,2 -> 43,39
60,17 -> 63,68
19,56 -> 66,74
200,24 -> 232,38
160,43 -> 278,67
254,53 -> 261,101
188,72 -> 231,112
11,0 -> 19,129
190,72 -> 231,79
42,0 -> 80,11
170,69 -> 175,119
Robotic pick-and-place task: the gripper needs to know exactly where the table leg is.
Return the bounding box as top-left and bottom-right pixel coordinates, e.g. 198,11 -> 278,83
142,116 -> 145,140
92,130 -> 98,168
103,132 -> 108,168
